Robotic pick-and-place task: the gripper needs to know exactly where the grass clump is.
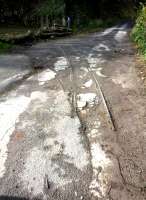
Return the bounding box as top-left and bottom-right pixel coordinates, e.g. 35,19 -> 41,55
131,5 -> 146,58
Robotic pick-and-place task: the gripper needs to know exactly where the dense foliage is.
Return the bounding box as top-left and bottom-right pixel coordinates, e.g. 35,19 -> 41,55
0,0 -> 144,52
131,4 -> 146,58
0,0 -> 141,27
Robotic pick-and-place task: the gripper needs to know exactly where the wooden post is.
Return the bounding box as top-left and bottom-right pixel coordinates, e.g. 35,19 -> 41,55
62,17 -> 66,26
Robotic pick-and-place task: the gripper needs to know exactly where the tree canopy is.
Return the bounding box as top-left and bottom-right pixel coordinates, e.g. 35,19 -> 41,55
0,0 -> 145,26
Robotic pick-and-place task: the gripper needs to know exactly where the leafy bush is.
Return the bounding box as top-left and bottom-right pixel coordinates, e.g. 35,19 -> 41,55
131,5 -> 146,58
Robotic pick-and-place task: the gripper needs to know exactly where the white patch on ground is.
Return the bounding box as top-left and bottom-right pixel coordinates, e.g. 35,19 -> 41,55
30,91 -> 48,102
88,121 -> 113,198
21,147 -> 72,196
54,57 -> 68,71
20,90 -> 89,195
91,143 -> 111,169
75,57 -> 80,61
97,24 -> 128,37
89,143 -> 112,198
96,68 -> 107,78
83,79 -> 93,88
54,116 -> 88,169
93,44 -> 110,52
87,54 -> 105,69
77,93 -> 98,110
87,54 -> 97,68
53,90 -> 71,114
0,96 -> 31,178
114,30 -> 127,42
0,89 -> 50,178
38,69 -> 56,85
97,26 -> 118,36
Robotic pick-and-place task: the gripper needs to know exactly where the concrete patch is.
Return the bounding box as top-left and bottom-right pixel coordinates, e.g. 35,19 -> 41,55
54,57 -> 68,71
77,93 -> 98,110
21,147 -> 72,196
54,116 -> 88,169
88,121 -> 113,198
83,80 -> 93,88
38,69 -> 56,85
20,90 -> 89,196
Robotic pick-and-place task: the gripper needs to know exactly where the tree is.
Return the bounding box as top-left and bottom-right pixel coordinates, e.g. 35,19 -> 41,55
35,0 -> 65,28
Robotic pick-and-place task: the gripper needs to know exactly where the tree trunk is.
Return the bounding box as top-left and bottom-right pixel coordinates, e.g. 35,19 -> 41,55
40,15 -> 44,29
45,15 -> 49,28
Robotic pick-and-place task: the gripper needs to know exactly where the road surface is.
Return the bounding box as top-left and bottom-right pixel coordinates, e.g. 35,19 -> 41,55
0,53 -> 32,93
0,23 -> 146,200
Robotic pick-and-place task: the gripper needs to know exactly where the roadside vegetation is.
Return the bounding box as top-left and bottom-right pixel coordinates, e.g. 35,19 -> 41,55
0,0 -> 144,52
131,4 -> 146,59
0,41 -> 12,53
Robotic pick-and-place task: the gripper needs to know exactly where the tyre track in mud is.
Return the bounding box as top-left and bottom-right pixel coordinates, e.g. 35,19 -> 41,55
66,42 -> 146,199
35,44 -> 94,199
66,44 -> 117,199
49,42 -> 113,199
25,28 -> 146,199
39,42 -> 106,198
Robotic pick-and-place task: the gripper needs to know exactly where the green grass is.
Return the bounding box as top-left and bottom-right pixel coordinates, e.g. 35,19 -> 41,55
131,5 -> 146,59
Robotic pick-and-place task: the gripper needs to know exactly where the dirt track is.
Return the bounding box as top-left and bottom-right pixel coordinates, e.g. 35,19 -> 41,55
0,23 -> 146,200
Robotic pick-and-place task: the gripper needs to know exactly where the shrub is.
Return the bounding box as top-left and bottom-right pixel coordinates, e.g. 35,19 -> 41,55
131,5 -> 146,58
